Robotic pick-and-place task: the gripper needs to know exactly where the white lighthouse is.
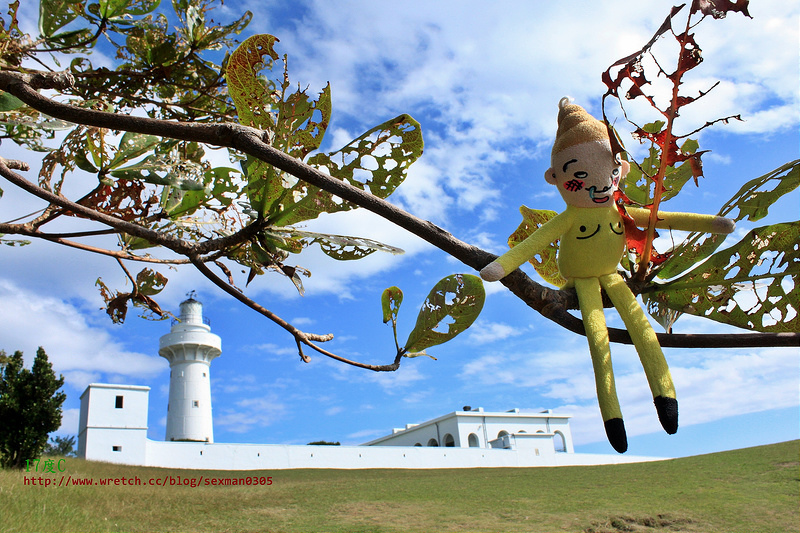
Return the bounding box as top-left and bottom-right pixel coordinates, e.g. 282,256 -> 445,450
159,292 -> 221,442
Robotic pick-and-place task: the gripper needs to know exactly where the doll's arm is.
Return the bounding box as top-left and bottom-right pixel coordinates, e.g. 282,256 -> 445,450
480,210 -> 572,281
627,207 -> 735,234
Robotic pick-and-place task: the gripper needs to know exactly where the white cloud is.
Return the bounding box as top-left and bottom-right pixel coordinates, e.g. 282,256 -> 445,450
56,408 -> 81,436
466,321 -> 524,344
255,0 -> 797,232
215,393 -> 288,434
0,280 -> 165,392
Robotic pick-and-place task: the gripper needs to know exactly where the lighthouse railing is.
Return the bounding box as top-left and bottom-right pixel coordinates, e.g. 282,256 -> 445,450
170,315 -> 212,327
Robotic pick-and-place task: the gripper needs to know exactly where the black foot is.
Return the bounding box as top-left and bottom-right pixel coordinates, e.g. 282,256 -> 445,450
604,418 -> 628,453
654,396 -> 678,434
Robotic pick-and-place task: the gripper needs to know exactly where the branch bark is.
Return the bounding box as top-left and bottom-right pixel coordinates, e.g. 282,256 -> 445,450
1,69 -> 797,351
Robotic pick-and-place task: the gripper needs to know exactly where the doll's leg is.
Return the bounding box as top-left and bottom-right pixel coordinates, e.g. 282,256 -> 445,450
574,277 -> 627,453
599,273 -> 678,434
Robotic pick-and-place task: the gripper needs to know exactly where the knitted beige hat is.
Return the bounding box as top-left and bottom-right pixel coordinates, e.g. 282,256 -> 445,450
551,97 -> 609,159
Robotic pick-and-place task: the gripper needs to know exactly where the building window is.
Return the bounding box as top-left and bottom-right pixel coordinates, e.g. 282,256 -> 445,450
112,445 -> 122,452
427,438 -> 439,447
203,372 -> 207,377
497,430 -> 509,439
443,434 -> 455,447
468,433 -> 480,447
192,400 -> 199,408
554,431 -> 567,453
115,396 -> 123,409
414,443 -> 422,447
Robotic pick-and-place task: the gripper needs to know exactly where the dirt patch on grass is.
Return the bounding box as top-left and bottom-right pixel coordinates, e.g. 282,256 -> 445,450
584,513 -> 700,533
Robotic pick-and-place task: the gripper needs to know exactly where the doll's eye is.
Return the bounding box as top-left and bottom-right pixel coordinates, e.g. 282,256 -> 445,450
612,167 -> 620,177
575,171 -> 588,179
579,225 -> 587,233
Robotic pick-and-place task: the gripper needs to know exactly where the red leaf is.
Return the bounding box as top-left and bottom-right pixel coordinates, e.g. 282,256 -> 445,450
614,191 -> 648,255
691,0 -> 751,19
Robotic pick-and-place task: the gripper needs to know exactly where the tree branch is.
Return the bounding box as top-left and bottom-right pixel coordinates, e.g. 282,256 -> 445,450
1,69 -> 797,349
190,257 -> 406,371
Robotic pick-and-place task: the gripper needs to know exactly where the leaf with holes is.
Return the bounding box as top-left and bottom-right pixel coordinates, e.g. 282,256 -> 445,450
227,34 -> 280,130
657,160 -> 799,280
274,82 -> 331,160
404,274 -> 485,353
645,221 -> 799,332
275,114 -> 423,226
135,268 -> 167,296
508,206 -> 565,287
39,0 -> 84,38
381,286 -> 403,325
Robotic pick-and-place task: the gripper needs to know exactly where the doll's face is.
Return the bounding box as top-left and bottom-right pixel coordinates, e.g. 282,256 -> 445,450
545,141 -> 629,208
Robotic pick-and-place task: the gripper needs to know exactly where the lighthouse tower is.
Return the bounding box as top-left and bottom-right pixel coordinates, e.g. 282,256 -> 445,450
159,292 -> 221,442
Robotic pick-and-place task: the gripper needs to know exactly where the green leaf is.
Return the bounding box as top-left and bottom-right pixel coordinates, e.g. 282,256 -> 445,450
39,0 -> 83,38
0,92 -> 25,112
259,227 -> 403,260
100,0 -> 159,18
109,132 -> 160,168
657,159 -> 799,279
404,274 -> 485,353
622,136 -> 701,206
276,113 -> 423,226
111,156 -> 204,191
508,205 -> 565,287
46,27 -> 95,49
227,34 -> 280,129
381,286 -> 403,324
73,149 -> 98,173
168,166 -> 240,216
135,268 -> 167,296
275,83 -> 332,159
195,10 -> 252,49
645,221 -> 799,332
226,34 -> 282,216
121,0 -> 160,16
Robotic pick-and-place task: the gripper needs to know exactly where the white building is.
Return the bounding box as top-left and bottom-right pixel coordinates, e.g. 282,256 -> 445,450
77,297 -> 666,470
77,383 -> 150,465
365,407 -> 574,456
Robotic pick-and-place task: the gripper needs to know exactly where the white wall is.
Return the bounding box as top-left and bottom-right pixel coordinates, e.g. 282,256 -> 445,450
141,439 -> 664,470
78,384 -> 150,465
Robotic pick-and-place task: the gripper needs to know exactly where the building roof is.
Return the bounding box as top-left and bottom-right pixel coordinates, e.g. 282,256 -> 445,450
80,383 -> 151,399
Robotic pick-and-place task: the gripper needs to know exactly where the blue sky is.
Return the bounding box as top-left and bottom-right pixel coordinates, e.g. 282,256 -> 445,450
1,0 -> 798,458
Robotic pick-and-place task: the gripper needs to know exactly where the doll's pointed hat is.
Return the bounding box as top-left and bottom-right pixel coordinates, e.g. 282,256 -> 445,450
551,97 -> 609,160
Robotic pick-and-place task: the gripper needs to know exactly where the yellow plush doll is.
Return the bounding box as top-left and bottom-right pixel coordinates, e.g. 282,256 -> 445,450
480,98 -> 735,453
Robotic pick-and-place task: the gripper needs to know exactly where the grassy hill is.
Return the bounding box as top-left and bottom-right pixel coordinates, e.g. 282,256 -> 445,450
1,440 -> 797,532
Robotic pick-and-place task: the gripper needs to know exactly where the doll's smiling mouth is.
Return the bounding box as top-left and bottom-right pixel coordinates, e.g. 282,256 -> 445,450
587,185 -> 612,203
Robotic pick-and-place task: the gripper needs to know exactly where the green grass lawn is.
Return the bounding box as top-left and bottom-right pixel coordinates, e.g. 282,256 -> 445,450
1,440 -> 797,532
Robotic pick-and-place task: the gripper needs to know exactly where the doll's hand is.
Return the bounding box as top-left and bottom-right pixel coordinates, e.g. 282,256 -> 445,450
712,216 -> 735,234
480,261 -> 506,282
